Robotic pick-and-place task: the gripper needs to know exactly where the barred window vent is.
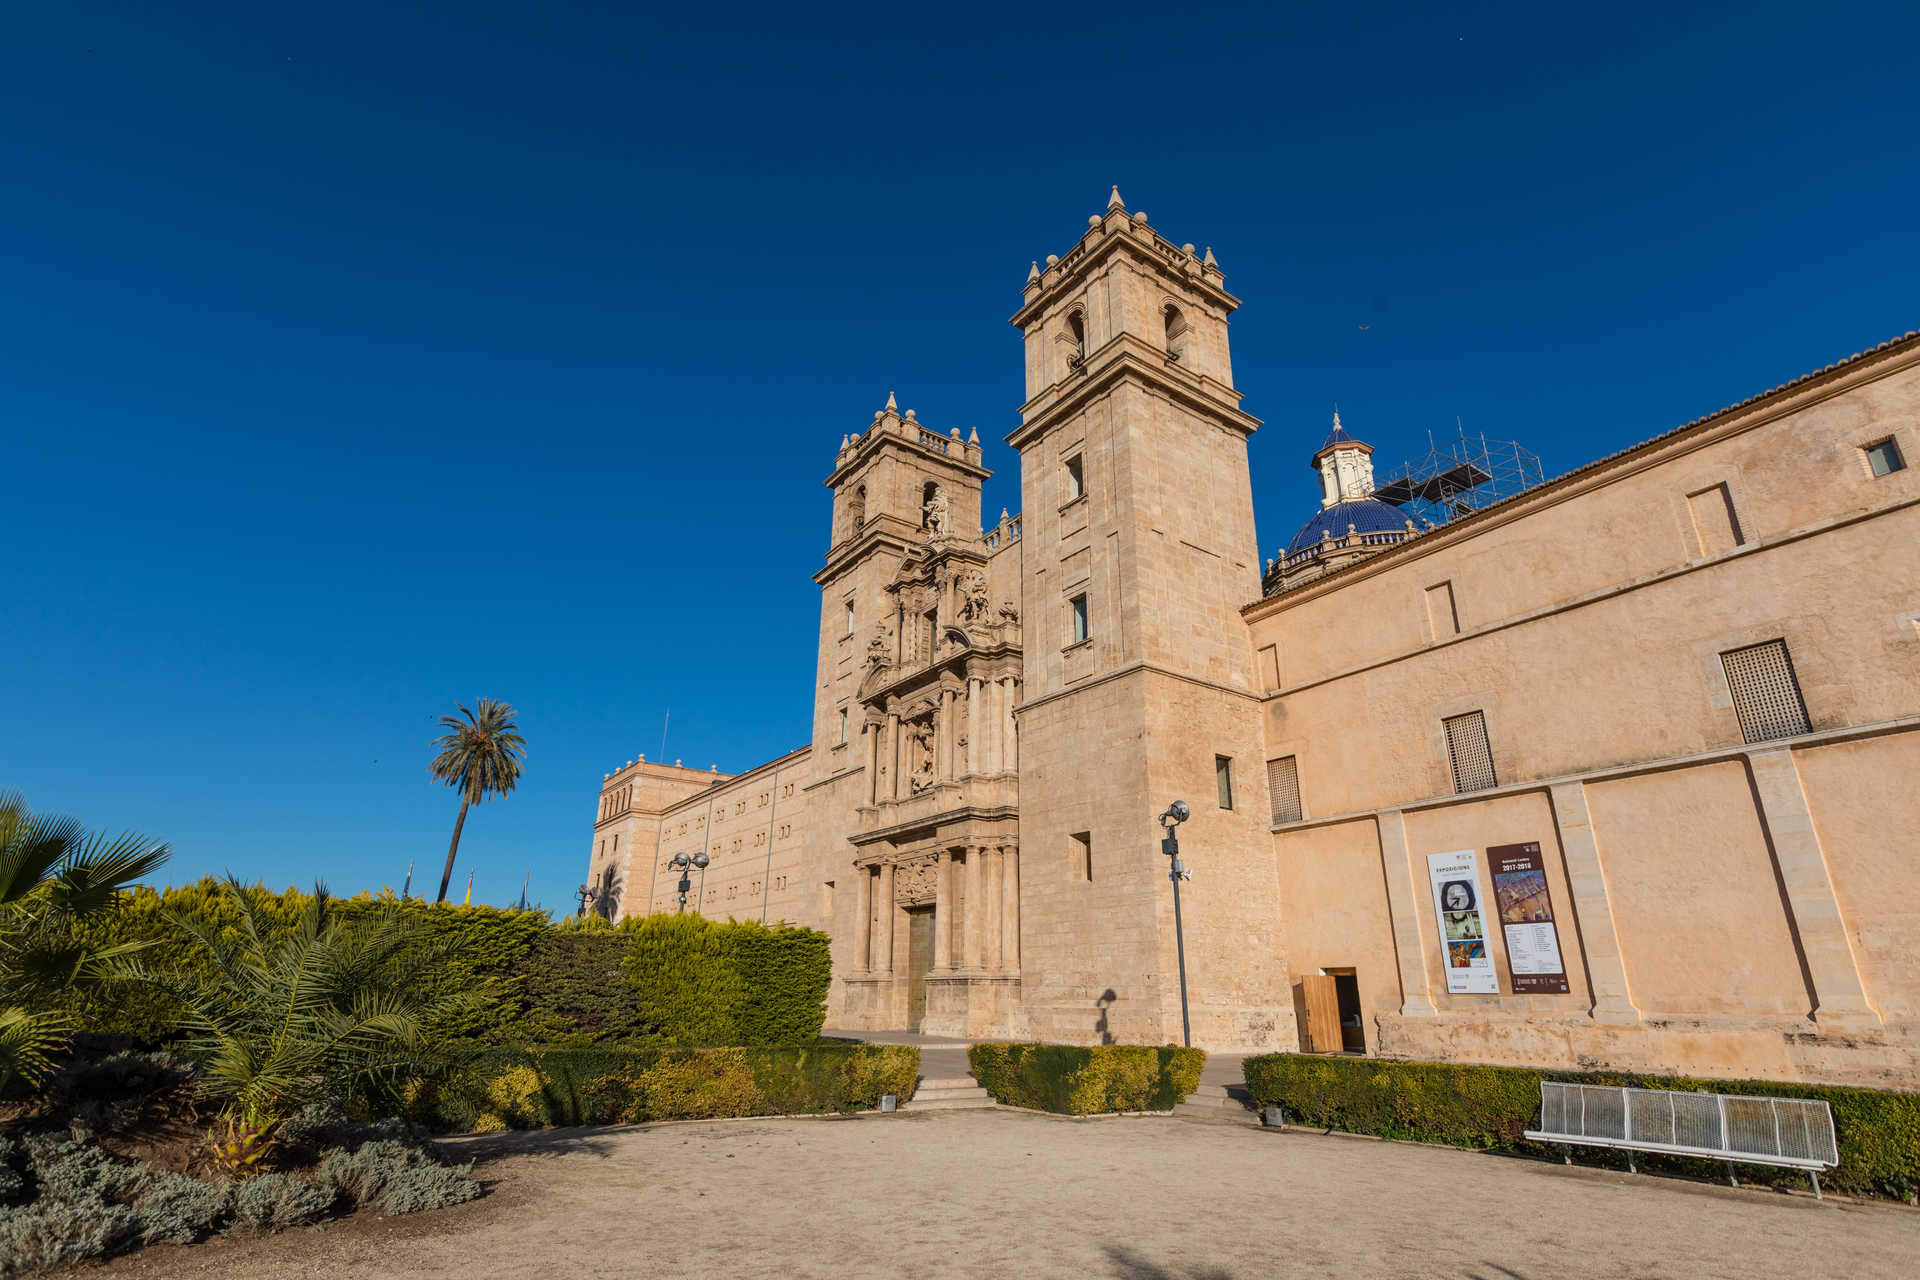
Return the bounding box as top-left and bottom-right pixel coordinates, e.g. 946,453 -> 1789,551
1443,711 -> 1498,794
1268,756 -> 1302,825
1721,639 -> 1812,744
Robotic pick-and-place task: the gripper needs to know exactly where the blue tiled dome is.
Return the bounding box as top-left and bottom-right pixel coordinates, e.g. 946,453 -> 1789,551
1285,498 -> 1407,555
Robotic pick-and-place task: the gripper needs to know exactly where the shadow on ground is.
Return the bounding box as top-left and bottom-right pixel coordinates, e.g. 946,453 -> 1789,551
1104,1244 -> 1235,1280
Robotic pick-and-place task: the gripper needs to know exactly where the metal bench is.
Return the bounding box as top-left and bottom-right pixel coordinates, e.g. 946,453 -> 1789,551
1524,1081 -> 1839,1197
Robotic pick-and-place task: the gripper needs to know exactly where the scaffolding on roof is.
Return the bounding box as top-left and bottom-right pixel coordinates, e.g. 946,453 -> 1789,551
1371,426 -> 1545,526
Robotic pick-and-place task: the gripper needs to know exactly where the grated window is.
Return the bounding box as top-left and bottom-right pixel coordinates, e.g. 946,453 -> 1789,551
1443,711 -> 1497,793
1721,639 -> 1811,743
1267,756 -> 1302,824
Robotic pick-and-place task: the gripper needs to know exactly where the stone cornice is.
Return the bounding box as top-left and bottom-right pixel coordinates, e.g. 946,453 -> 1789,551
849,805 -> 1021,852
1006,339 -> 1260,452
1011,659 -> 1262,720
1242,329 -> 1920,621
824,421 -> 990,490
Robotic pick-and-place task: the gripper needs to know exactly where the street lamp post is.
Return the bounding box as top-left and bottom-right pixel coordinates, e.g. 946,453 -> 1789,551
1158,801 -> 1193,1048
671,851 -> 710,913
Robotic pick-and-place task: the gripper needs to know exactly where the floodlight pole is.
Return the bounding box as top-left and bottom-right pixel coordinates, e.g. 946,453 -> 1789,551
1160,803 -> 1192,1048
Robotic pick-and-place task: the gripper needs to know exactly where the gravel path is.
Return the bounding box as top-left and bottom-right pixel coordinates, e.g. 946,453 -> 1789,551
91,1110 -> 1916,1279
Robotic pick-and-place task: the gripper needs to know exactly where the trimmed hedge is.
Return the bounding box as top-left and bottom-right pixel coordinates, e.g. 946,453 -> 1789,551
60,881 -> 827,1054
1243,1053 -> 1920,1202
968,1043 -> 1207,1115
58,881 -> 547,1047
419,1043 -> 920,1131
622,914 -> 831,1046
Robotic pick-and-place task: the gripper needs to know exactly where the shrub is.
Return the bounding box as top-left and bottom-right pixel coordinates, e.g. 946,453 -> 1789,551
519,931 -> 655,1043
0,1199 -> 139,1273
127,1169 -> 231,1244
44,1051 -> 199,1141
0,1136 -> 234,1272
967,1044 -> 1207,1115
314,1140 -> 480,1215
621,914 -> 830,1046
0,1137 -> 23,1206
1241,1053 -> 1920,1202
442,1043 -> 919,1129
230,1172 -> 333,1232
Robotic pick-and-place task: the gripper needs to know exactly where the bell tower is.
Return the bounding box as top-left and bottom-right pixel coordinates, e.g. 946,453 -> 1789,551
1005,188 -> 1294,1050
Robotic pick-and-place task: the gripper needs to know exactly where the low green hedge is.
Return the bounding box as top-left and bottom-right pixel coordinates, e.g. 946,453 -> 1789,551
1243,1053 -> 1920,1202
968,1043 -> 1206,1115
414,1043 -> 920,1131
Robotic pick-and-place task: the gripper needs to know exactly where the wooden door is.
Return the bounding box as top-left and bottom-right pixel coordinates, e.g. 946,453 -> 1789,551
906,907 -> 933,1031
1297,974 -> 1342,1054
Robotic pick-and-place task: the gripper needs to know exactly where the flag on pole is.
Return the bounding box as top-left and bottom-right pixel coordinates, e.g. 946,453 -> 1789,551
463,869 -> 474,907
516,870 -> 530,911
402,860 -> 414,901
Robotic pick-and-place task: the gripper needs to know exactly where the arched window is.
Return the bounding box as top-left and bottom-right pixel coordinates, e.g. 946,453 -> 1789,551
1068,312 -> 1086,365
848,484 -> 866,535
1163,304 -> 1188,362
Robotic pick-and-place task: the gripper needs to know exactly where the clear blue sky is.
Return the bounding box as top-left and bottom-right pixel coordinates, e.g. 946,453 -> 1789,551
5,2 -> 1916,913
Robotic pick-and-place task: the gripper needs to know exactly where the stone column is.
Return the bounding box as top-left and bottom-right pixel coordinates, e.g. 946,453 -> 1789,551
1548,781 -> 1639,1024
1747,749 -> 1880,1029
1000,846 -> 1020,972
1001,677 -> 1018,773
965,677 -> 982,776
866,719 -> 881,806
983,846 -> 1004,972
963,846 -> 985,970
1375,810 -> 1437,1016
984,678 -> 1003,774
876,861 -> 896,974
886,711 -> 902,801
939,686 -> 956,782
933,849 -> 953,971
853,864 -> 872,974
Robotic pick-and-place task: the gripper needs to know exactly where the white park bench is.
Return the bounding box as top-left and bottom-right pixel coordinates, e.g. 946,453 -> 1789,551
1524,1080 -> 1839,1198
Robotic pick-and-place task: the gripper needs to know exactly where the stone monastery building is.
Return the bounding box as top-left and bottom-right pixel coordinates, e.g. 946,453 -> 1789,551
589,190 -> 1920,1088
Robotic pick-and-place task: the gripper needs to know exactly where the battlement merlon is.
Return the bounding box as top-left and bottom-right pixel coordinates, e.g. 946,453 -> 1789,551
827,393 -> 989,486
1009,186 -> 1237,330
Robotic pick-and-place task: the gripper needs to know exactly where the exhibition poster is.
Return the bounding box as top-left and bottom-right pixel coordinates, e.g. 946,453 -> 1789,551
1488,842 -> 1571,994
1426,849 -> 1499,994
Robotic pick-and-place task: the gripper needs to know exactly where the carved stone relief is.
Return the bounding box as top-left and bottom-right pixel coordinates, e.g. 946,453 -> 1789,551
893,857 -> 937,906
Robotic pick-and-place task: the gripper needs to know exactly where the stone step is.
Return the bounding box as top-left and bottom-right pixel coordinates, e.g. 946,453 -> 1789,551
898,1095 -> 997,1111
1174,1083 -> 1260,1124
901,1073 -> 996,1110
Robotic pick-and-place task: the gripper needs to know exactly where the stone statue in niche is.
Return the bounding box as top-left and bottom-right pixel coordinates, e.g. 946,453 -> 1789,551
907,718 -> 936,792
958,570 -> 990,624
923,488 -> 950,537
867,626 -> 893,663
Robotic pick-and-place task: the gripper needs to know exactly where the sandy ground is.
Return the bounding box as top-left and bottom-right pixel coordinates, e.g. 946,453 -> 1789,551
88,1110 -> 1915,1279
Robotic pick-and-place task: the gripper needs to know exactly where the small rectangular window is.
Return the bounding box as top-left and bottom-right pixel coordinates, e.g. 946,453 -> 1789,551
1865,437 -> 1906,477
1443,711 -> 1497,794
845,598 -> 855,634
1267,756 -> 1301,824
1216,755 -> 1234,810
838,707 -> 849,744
1425,581 -> 1460,638
1070,831 -> 1092,881
1721,639 -> 1812,743
611,834 -> 618,851
1065,453 -> 1085,501
1070,594 -> 1089,644
1686,483 -> 1745,556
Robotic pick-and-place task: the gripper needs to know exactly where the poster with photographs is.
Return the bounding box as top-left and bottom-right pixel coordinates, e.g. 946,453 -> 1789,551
1489,842 -> 1570,994
1426,850 -> 1498,994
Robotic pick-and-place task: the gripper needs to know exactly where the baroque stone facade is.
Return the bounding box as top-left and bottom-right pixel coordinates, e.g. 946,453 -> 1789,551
589,191 -> 1920,1087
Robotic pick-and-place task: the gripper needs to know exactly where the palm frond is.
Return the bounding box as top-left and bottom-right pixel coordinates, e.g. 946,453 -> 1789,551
0,1004 -> 70,1089
44,827 -> 171,917
0,790 -> 88,905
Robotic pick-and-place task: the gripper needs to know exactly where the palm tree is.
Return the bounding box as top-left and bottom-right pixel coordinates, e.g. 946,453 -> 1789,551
0,790 -> 170,1088
114,877 -> 473,1149
429,699 -> 526,904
